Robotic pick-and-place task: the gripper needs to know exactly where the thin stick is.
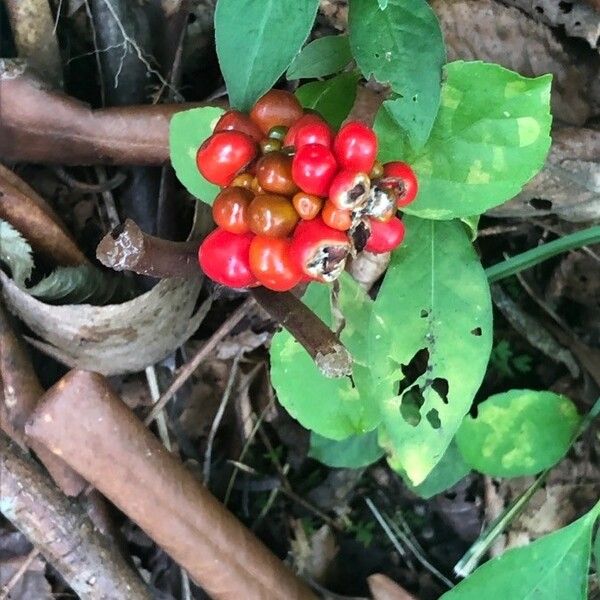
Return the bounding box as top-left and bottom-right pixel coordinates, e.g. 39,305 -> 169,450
204,353 -> 242,485
0,548 -> 39,600
144,299 -> 254,425
365,498 -> 408,559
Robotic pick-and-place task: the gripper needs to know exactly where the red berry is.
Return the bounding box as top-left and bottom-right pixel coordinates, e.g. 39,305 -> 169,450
381,161 -> 419,207
333,121 -> 377,173
250,89 -> 304,134
292,144 -> 337,197
249,236 -> 303,292
283,114 -> 328,147
294,121 -> 334,150
212,186 -> 253,234
198,229 -> 257,288
196,131 -> 257,187
321,200 -> 352,231
365,217 -> 405,254
214,110 -> 263,143
328,170 -> 370,210
289,217 -> 351,283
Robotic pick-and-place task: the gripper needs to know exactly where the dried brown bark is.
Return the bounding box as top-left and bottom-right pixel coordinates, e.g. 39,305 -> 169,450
26,370 -> 316,600
0,433 -> 151,600
0,165 -> 87,266
0,304 -> 86,496
0,61 -> 203,166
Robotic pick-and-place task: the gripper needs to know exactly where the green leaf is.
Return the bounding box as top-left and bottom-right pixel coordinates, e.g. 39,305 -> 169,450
0,220 -> 34,287
594,527 -> 600,582
170,107 -> 224,205
375,61 -> 553,219
287,36 -> 353,79
369,216 -> 492,485
26,264 -> 125,305
215,0 -> 319,110
378,0 -> 389,8
349,0 -> 445,148
440,509 -> 598,600
295,72 -> 360,130
456,390 -> 580,477
309,430 -> 384,468
271,273 -> 380,440
408,441 -> 470,499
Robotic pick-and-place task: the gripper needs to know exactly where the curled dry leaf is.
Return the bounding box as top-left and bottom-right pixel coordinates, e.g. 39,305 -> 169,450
0,271 -> 206,375
501,0 -> 600,50
431,0 -> 600,125
489,127 -> 600,222
0,164 -> 87,266
0,60 -> 202,166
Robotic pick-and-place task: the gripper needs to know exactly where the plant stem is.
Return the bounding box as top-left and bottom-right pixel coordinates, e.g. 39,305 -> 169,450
485,225 -> 600,283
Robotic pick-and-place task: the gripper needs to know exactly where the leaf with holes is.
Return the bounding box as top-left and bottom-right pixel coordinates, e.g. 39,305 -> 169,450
0,220 -> 34,287
370,216 -> 492,485
309,430 -> 384,468
170,107 -> 225,205
287,36 -> 353,80
296,72 -> 361,130
215,0 -> 319,110
407,441 -> 470,499
440,505 -> 600,600
375,61 -> 553,219
349,0 -> 445,148
456,389 -> 580,477
271,273 -> 380,440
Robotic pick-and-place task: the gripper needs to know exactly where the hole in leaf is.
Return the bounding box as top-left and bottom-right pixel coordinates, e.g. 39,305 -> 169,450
420,309 -> 429,318
431,378 -> 449,404
400,385 -> 425,427
188,12 -> 197,23
574,21 -> 581,26
426,408 -> 441,429
445,491 -> 457,500
412,95 -> 417,102
529,198 -> 552,211
471,327 -> 482,336
559,1 -> 573,12
374,53 -> 380,58
397,348 -> 429,395
535,5 -> 544,14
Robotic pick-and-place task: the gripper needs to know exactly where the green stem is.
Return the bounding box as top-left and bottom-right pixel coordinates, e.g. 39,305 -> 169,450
485,225 -> 600,283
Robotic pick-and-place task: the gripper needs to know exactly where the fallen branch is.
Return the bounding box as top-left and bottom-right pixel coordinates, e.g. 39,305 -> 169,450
0,60 -> 203,165
0,164 -> 88,266
97,222 -> 353,379
0,432 -> 151,599
26,370 -> 316,600
0,303 -> 86,496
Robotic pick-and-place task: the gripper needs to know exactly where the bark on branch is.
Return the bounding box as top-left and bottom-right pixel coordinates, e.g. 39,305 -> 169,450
26,370 -> 316,600
0,433 -> 151,599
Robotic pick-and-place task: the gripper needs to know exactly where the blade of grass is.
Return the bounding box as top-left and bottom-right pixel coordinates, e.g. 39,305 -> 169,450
485,225 -> 600,283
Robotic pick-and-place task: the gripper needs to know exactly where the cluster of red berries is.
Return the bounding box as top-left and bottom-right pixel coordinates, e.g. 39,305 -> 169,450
196,89 -> 418,292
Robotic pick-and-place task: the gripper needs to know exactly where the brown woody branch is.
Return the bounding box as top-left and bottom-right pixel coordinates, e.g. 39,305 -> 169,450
0,304 -> 86,496
0,432 -> 151,599
26,370 -> 316,600
96,223 -> 353,378
0,60 -> 205,165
